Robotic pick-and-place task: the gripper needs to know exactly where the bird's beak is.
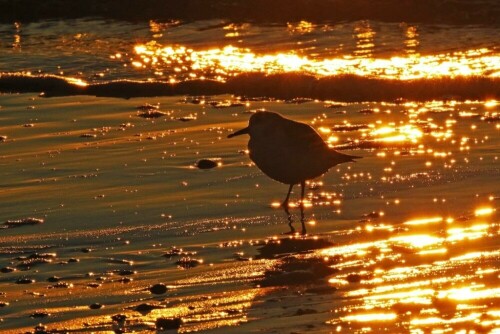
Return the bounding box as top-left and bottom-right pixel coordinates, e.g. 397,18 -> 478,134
227,126 -> 249,138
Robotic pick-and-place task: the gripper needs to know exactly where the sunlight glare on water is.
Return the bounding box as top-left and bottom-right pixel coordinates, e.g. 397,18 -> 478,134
321,202 -> 499,333
132,44 -> 499,81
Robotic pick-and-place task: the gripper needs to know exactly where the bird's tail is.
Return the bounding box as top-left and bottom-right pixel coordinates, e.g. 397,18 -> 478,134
329,150 -> 362,165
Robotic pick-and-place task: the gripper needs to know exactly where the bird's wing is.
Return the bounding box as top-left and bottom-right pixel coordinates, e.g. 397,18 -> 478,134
280,118 -> 327,151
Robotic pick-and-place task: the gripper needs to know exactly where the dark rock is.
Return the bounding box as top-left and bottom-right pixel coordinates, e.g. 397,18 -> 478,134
50,282 -> 73,288
89,303 -> 103,309
113,269 -> 136,276
16,258 -> 52,269
30,311 -> 50,318
155,317 -> 182,331
117,277 -> 133,283
177,115 -> 196,121
138,110 -> 166,119
16,277 -> 35,284
4,217 -> 44,227
133,303 -> 164,314
149,283 -> 168,295
28,253 -> 57,259
195,159 -> 219,169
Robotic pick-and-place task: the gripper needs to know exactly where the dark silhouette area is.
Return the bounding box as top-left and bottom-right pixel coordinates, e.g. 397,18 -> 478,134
1,73 -> 498,101
228,111 -> 360,234
0,0 -> 499,25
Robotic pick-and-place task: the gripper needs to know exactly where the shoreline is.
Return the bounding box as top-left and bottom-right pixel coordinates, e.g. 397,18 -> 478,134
1,73 -> 499,101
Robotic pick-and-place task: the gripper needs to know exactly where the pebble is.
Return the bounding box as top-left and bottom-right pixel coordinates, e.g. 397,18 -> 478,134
149,283 -> 168,295
138,110 -> 166,118
114,269 -> 137,276
50,282 -> 73,289
156,317 -> 182,330
4,217 -> 44,227
30,311 -> 50,318
89,303 -> 103,309
195,159 -> 219,169
16,277 -> 35,284
47,276 -> 61,282
117,277 -> 133,283
133,303 -> 164,313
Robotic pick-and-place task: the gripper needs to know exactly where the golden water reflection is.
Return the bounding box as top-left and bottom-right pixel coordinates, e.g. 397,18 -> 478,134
354,21 -> 375,58
132,43 -> 500,81
322,206 -> 499,333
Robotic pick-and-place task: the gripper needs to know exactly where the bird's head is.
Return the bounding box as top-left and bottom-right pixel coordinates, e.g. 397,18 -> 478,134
227,111 -> 283,138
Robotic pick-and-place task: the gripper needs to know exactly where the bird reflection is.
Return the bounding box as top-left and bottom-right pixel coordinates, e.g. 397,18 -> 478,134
284,199 -> 306,235
228,111 -> 360,234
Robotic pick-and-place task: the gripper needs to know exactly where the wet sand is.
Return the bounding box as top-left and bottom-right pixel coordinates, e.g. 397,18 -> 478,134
0,93 -> 498,333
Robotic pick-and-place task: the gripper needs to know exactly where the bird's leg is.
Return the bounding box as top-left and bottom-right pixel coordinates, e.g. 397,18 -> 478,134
286,210 -> 296,234
300,181 -> 306,206
281,184 -> 295,234
281,184 -> 294,208
300,181 -> 306,235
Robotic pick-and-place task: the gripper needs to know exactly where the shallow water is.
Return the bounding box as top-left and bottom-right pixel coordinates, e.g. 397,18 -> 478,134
0,93 -> 498,332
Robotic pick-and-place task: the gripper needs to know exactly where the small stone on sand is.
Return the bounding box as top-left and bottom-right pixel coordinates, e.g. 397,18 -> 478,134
16,277 -> 35,284
30,311 -> 50,318
149,283 -> 168,295
156,317 -> 182,331
89,303 -> 103,309
195,159 -> 220,169
4,217 -> 44,227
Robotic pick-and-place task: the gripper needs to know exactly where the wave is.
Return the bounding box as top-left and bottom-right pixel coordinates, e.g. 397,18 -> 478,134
1,73 -> 499,102
1,0 -> 499,25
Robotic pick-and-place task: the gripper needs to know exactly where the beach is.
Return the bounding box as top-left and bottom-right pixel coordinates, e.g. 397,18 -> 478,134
0,93 -> 498,332
0,6 -> 499,333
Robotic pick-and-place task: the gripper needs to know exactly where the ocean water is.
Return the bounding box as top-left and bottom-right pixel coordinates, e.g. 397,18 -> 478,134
1,19 -> 499,82
0,18 -> 499,333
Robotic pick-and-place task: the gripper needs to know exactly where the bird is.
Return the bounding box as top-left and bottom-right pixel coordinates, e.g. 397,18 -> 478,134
228,111 -> 361,210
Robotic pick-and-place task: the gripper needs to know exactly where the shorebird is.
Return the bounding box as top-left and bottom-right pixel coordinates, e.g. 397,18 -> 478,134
228,111 -> 361,209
